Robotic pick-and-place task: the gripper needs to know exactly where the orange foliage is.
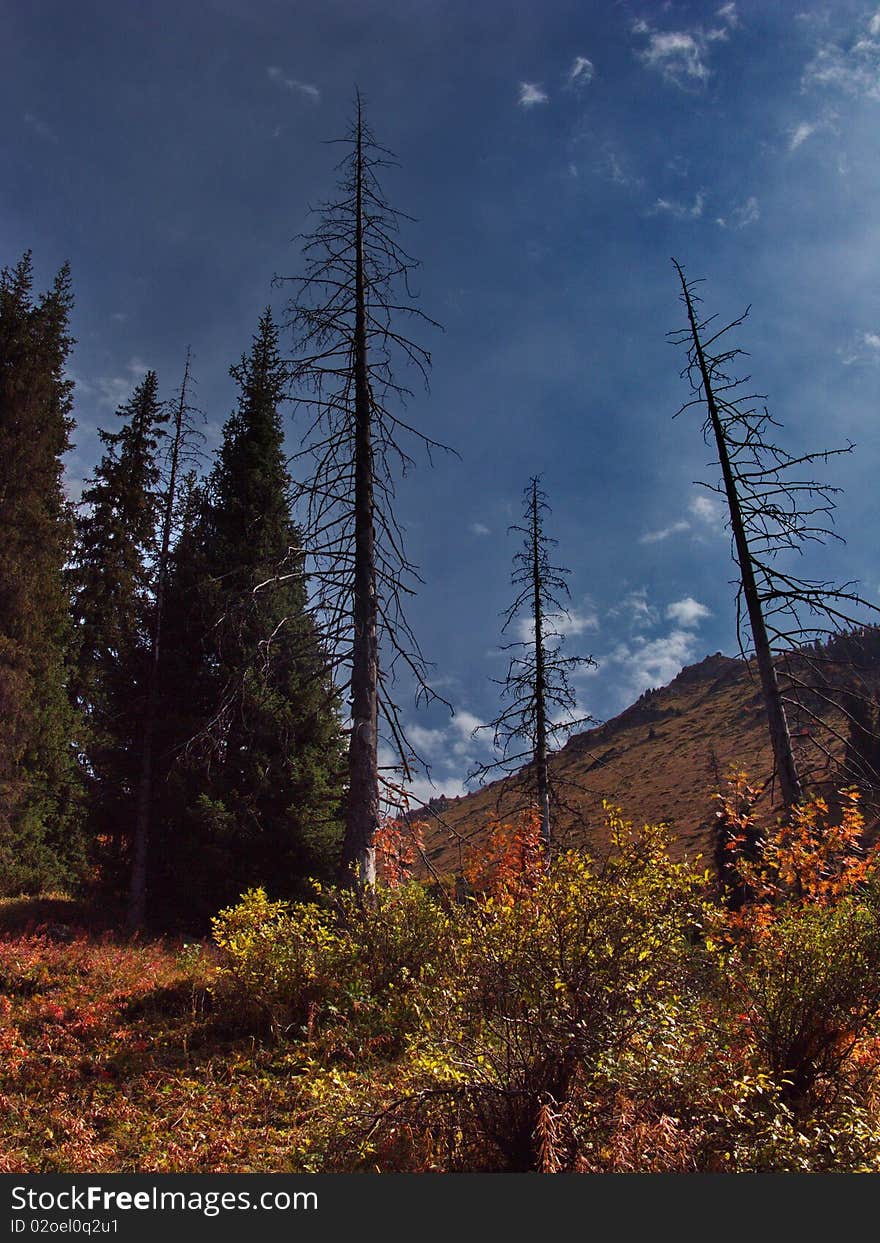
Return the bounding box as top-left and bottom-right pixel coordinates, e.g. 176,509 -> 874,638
714,771 -> 877,938
374,819 -> 425,888
464,809 -> 546,904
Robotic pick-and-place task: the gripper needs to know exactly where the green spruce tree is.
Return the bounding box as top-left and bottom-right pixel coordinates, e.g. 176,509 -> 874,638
69,371 -> 167,891
154,310 -> 344,926
0,253 -> 84,895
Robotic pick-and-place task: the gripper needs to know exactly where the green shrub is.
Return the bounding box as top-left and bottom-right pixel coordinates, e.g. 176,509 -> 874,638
211,883 -> 454,1052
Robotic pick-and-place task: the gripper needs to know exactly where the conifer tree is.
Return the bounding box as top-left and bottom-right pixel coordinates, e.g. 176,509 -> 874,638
129,351 -> 202,931
153,310 -> 344,924
0,253 -> 84,895
70,371 -> 167,880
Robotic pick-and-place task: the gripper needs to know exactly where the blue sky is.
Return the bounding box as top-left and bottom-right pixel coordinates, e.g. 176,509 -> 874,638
5,0 -> 880,803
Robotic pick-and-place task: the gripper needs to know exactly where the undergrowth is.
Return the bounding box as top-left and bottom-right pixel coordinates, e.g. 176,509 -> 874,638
4,781 -> 880,1172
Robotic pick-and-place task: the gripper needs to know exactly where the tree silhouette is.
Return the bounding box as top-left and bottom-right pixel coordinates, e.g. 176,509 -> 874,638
70,370 -> 167,889
278,96 -> 452,887
151,312 -> 344,926
671,260 -> 878,807
0,253 -> 83,894
128,349 -> 203,931
471,477 -> 596,849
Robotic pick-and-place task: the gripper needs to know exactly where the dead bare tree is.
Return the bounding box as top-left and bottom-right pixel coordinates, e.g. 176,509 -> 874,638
471,477 -> 596,849
670,260 -> 878,808
128,349 -> 203,931
277,95 -> 452,888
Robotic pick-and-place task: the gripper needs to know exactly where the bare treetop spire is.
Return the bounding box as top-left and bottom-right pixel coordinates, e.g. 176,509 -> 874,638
277,97 -> 453,887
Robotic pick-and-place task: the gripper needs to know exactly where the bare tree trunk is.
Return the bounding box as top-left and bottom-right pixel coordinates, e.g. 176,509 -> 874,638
127,351 -> 192,931
340,100 -> 379,887
677,272 -> 802,808
530,479 -> 551,849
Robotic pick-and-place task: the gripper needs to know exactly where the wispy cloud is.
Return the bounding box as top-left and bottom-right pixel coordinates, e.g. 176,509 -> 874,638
266,66 -> 320,102
638,492 -> 726,549
610,587 -> 658,630
514,606 -> 599,645
639,519 -> 691,544
23,112 -> 57,143
789,120 -> 818,150
633,4 -> 739,89
73,358 -> 150,410
802,9 -> 880,101
607,628 -> 701,693
518,81 -> 549,107
649,191 -> 706,219
568,56 -> 594,88
600,148 -> 643,189
716,195 -> 760,229
666,596 -> 711,627
689,493 -> 727,533
598,585 -> 715,704
840,330 -> 880,366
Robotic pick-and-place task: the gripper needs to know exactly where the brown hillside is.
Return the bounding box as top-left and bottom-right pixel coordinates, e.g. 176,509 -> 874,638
417,635 -> 880,878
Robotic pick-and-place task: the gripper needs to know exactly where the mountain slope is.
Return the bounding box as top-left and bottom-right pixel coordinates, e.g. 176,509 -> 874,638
417,636 -> 880,878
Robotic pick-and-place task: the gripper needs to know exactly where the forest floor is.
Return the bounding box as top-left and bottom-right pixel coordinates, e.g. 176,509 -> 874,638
0,897 -> 316,1172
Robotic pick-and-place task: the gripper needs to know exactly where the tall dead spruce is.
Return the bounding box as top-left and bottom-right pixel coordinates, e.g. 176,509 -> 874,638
128,351 -> 202,931
472,477 -> 596,850
671,260 -> 877,808
280,98 -> 450,888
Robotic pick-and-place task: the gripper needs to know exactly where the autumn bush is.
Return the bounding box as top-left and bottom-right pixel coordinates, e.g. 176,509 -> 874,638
211,879 -> 454,1056
7,786 -> 880,1172
226,793 -> 880,1173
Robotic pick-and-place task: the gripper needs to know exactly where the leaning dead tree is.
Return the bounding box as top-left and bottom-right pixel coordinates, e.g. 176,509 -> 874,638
128,350 -> 202,931
671,259 -> 878,808
278,96 -> 451,888
471,477 -> 596,849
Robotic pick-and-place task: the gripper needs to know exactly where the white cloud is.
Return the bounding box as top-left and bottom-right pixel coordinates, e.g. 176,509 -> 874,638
514,606 -> 599,645
610,587 -> 658,630
402,774 -> 468,809
666,596 -> 711,627
639,494 -> 725,549
802,10 -> 880,101
568,56 -> 594,87
406,724 -> 448,760
639,31 -> 710,84
608,628 -> 701,693
267,66 -> 321,102
518,81 -> 549,107
639,519 -> 691,544
649,192 -> 706,219
840,330 -> 880,365
716,195 -> 760,229
789,120 -> 817,150
689,492 -> 727,532
469,521 -> 491,536
633,5 -> 739,87
601,148 -> 642,189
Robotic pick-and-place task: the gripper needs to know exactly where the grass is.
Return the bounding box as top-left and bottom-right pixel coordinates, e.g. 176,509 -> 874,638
0,897 -> 319,1172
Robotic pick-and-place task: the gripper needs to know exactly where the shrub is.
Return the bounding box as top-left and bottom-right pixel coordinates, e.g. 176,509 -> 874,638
211,883 -> 454,1053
